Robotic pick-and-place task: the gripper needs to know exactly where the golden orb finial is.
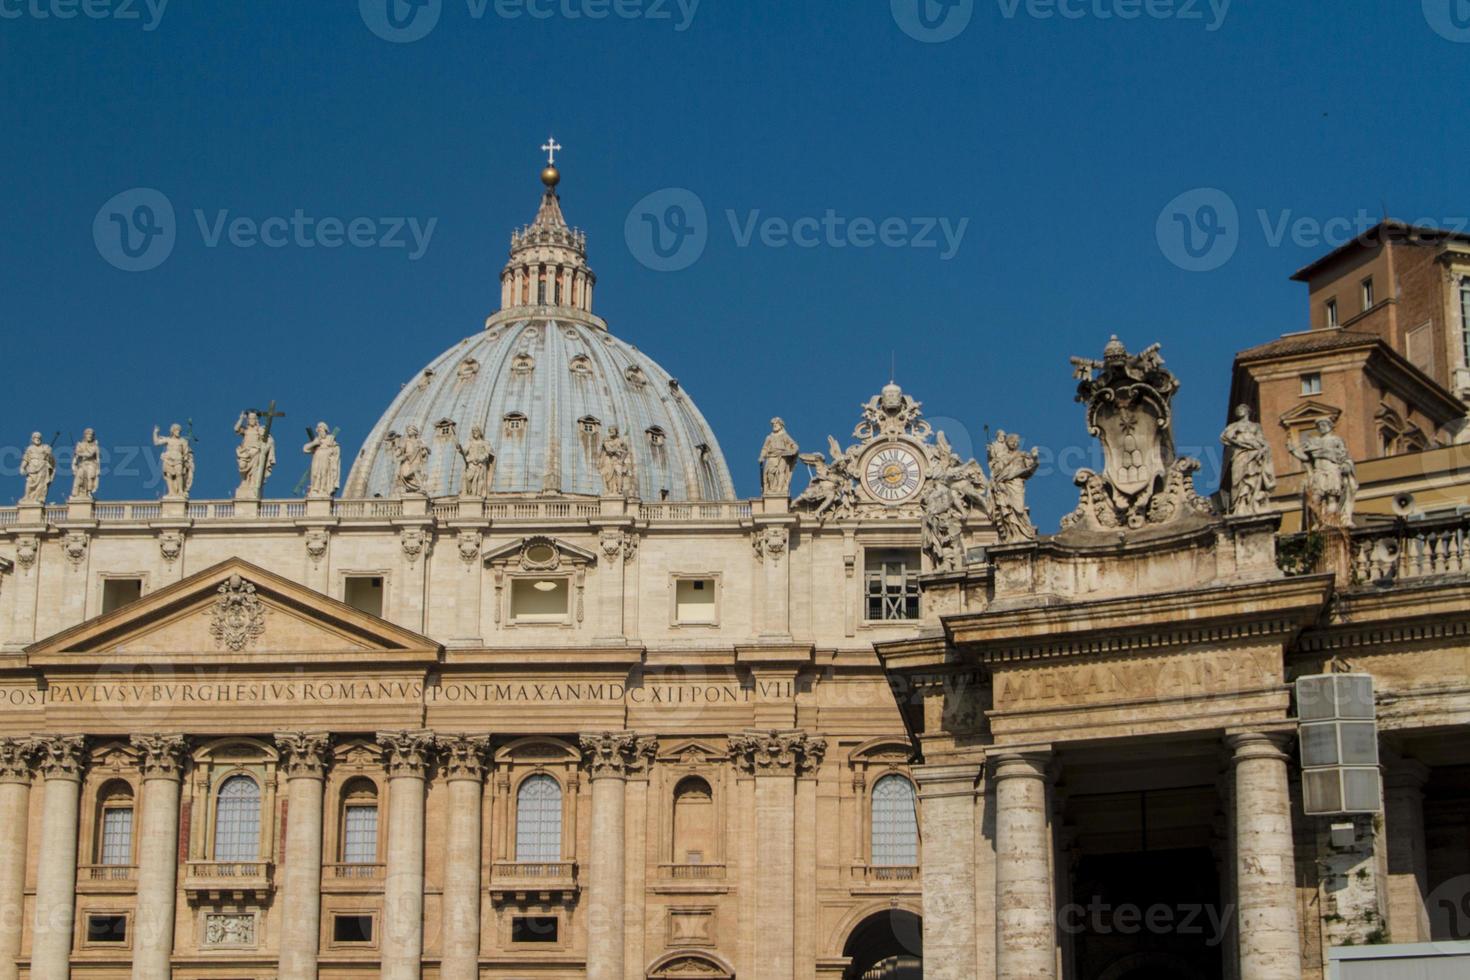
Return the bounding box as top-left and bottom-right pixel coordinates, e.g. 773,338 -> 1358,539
540,136 -> 563,189
541,164 -> 561,188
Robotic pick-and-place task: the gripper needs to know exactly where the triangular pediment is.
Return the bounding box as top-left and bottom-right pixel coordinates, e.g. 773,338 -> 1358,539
27,558 -> 440,666
1278,400 -> 1342,428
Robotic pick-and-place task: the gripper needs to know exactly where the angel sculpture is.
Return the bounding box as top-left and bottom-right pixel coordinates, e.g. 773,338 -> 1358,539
795,436 -> 858,520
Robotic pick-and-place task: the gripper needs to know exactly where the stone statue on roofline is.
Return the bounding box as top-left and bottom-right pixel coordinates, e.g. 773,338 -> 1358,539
1289,417 -> 1357,529
71,429 -> 101,501
1221,405 -> 1277,517
759,418 -> 799,497
19,433 -> 55,505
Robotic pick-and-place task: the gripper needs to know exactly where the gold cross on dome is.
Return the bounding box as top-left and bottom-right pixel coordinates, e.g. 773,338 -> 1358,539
542,137 -> 562,165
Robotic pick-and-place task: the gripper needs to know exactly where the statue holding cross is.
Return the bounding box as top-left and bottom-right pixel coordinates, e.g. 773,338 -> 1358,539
234,401 -> 284,500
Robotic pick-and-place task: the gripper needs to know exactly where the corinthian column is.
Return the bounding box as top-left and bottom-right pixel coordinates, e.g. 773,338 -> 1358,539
130,735 -> 187,980
378,731 -> 435,980
0,740 -> 36,980
436,735 -> 489,980
580,733 -> 656,980
992,752 -> 1055,980
275,733 -> 332,980
729,731 -> 826,980
32,736 -> 86,980
1228,733 -> 1302,980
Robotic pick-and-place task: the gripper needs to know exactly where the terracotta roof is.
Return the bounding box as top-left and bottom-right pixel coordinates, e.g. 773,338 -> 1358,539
1290,220 -> 1470,282
1234,329 -> 1381,363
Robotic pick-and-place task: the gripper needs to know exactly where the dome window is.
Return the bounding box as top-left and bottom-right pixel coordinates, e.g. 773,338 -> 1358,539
512,352 -> 535,376
624,366 -> 648,389
504,413 -> 529,437
416,369 -> 436,392
569,355 -> 593,378
457,358 -> 480,383
578,416 -> 602,435
434,418 -> 458,440
647,426 -> 667,448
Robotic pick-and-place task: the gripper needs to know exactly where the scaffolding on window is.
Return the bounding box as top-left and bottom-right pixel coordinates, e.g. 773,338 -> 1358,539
866,555 -> 920,622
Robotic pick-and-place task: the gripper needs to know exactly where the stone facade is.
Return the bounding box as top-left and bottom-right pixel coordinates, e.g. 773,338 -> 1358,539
4,169 -> 1470,980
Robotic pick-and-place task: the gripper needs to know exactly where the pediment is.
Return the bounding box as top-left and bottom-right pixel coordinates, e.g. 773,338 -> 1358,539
482,535 -> 599,570
27,558 -> 440,666
658,738 -> 728,764
1278,400 -> 1342,428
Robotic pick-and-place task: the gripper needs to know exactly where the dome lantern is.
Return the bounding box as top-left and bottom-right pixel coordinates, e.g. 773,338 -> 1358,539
500,138 -> 596,318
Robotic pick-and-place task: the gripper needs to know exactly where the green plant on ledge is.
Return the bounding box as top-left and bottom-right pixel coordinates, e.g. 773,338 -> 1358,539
1277,532 -> 1325,576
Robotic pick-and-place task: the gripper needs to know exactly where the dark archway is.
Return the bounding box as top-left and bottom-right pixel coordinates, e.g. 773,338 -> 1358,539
842,909 -> 922,980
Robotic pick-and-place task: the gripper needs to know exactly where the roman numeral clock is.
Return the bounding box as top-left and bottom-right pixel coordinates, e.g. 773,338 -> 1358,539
861,443 -> 926,504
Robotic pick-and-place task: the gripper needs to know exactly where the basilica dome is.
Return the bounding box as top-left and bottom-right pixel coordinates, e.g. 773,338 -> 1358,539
343,169 -> 736,501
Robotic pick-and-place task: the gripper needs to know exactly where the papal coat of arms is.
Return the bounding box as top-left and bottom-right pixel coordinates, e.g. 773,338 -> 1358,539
209,574 -> 268,652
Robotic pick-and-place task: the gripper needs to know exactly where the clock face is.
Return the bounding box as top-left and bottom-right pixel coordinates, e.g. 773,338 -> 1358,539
861,444 -> 925,504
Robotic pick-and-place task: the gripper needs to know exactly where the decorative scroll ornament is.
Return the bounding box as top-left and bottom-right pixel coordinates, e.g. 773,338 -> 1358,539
158,530 -> 184,565
1062,337 -> 1213,533
15,536 -> 38,570
752,525 -> 789,562
131,734 -> 188,779
377,730 -> 436,777
63,531 -> 89,569
274,732 -> 332,779
304,528 -> 329,566
435,734 -> 491,781
209,575 -> 268,652
580,732 -> 658,779
728,731 -> 827,776
457,530 -> 482,565
854,382 -> 931,441
400,527 -> 430,564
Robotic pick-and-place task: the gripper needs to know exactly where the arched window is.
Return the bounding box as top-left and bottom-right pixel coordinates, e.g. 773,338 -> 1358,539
213,775 -> 262,862
97,782 -> 135,866
672,776 -> 716,865
340,778 -> 379,864
871,775 -> 919,867
515,774 -> 563,863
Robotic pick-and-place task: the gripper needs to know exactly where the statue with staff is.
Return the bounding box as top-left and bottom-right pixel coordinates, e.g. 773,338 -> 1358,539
235,401 -> 284,500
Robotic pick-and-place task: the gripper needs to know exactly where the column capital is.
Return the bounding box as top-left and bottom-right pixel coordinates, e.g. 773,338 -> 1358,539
1226,731 -> 1294,764
989,749 -> 1051,784
728,730 -> 826,777
1383,756 -> 1431,792
34,735 -> 86,781
0,737 -> 36,784
377,730 -> 436,778
436,734 -> 491,782
131,734 -> 188,780
275,732 -> 333,779
580,732 -> 657,780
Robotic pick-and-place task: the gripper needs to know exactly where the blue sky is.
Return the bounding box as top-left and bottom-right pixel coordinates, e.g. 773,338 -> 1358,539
1,0 -> 1467,522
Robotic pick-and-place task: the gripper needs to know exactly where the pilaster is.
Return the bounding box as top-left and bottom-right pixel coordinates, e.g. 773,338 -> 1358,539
32,735 -> 86,980
130,734 -> 188,980
436,735 -> 489,980
0,739 -> 36,980
275,732 -> 332,980
378,731 -> 435,980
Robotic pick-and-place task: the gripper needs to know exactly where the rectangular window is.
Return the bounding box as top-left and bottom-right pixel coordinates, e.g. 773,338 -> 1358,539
1461,281 -> 1470,368
865,550 -> 921,622
332,915 -> 374,944
342,805 -> 378,864
675,578 -> 718,625
101,578 -> 143,614
512,916 -> 560,944
344,576 -> 384,617
509,578 -> 570,624
1326,299 -> 1339,328
86,914 -> 127,944
1361,277 -> 1375,310
100,807 -> 133,865
1301,373 -> 1323,396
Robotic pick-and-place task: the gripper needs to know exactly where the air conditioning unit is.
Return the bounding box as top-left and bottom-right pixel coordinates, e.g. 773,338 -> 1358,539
1295,673 -> 1382,816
